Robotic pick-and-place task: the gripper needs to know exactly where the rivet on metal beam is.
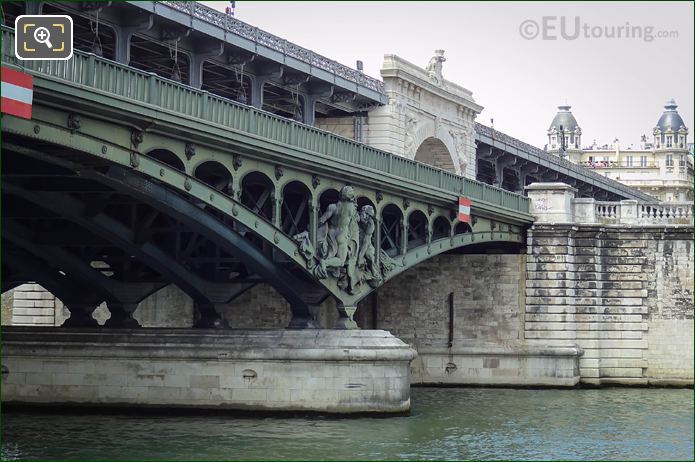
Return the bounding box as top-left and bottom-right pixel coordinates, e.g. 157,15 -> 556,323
101,145 -> 107,154
184,178 -> 192,191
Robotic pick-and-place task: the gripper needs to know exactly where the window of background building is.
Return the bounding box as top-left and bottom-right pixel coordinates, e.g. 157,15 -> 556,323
626,156 -> 633,167
640,155 -> 647,167
679,155 -> 685,167
666,136 -> 673,148
666,154 -> 674,166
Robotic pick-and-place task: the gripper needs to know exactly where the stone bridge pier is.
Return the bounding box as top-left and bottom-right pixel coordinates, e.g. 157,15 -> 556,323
524,183 -> 693,386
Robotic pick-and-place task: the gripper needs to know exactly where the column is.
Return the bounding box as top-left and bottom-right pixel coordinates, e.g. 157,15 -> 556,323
62,303 -> 99,327
104,302 -> 140,328
335,304 -> 358,329
525,182 -> 577,223
193,302 -> 228,328
112,15 -> 154,65
287,303 -> 320,329
189,43 -> 224,89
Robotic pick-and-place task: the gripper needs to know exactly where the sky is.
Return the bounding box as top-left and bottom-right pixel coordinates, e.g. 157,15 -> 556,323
201,1 -> 694,149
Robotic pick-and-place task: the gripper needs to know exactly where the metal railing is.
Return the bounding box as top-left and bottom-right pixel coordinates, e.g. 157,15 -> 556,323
1,27 -> 530,216
157,1 -> 385,94
474,123 -> 655,201
584,160 -> 659,169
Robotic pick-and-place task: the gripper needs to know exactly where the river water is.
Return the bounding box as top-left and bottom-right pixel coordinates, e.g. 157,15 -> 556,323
2,388 -> 693,460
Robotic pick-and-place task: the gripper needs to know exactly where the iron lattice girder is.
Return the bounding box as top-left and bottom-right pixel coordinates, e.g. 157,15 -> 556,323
3,218 -> 166,305
93,165 -> 321,308
1,168 -> 250,306
3,243 -> 103,306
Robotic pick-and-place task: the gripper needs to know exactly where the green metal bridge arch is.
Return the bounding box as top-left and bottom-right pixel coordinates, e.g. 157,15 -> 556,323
2,27 -> 530,328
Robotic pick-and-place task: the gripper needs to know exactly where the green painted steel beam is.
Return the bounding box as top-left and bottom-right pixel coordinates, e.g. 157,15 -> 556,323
0,26 -> 533,226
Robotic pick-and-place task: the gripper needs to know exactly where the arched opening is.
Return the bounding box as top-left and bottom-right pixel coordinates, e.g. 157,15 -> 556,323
476,159 -> 496,185
414,137 -> 455,172
501,169 -> 521,193
281,181 -> 311,236
407,210 -> 428,250
262,82 -> 305,121
146,149 -> 185,171
380,204 -> 403,257
130,35 -> 189,83
202,62 -> 252,105
241,172 -> 274,220
357,197 -> 375,209
194,161 -> 232,195
319,189 -> 340,215
432,216 -> 451,241
454,221 -> 472,235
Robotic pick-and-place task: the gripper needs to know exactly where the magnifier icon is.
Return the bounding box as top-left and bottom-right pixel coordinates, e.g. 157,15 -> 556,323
33,27 -> 53,49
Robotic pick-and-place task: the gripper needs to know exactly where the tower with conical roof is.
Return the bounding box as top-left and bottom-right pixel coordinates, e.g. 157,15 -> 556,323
547,105 -> 583,162
653,99 -> 688,151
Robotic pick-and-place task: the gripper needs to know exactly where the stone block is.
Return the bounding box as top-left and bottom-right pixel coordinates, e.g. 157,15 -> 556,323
52,373 -> 84,386
190,374 -> 220,389
599,367 -> 643,378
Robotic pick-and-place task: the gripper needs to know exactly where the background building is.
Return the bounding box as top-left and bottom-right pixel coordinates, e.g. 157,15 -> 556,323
546,100 -> 693,202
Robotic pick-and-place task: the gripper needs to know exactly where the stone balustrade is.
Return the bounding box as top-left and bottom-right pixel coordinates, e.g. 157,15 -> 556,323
526,182 -> 693,225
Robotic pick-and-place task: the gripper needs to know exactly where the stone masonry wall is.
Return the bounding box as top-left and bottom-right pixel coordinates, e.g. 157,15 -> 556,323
1,288 -> 15,325
7,284 -> 58,326
375,254 -> 525,348
526,225 -> 693,385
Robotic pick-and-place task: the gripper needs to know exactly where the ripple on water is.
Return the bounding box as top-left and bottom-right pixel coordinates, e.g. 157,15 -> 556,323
2,388 -> 693,460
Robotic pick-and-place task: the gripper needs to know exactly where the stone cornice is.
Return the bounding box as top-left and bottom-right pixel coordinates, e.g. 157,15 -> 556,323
381,54 -> 483,114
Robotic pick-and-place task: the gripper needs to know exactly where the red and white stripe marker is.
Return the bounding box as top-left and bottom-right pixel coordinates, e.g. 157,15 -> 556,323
1,67 -> 33,120
458,196 -> 471,223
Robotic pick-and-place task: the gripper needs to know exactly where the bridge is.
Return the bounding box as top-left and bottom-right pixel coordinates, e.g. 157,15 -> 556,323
474,123 -> 655,201
1,3 -> 691,415
0,0 -> 657,203
1,24 -> 532,331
